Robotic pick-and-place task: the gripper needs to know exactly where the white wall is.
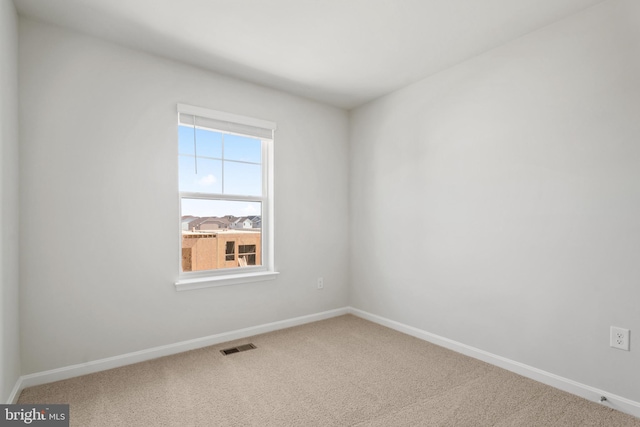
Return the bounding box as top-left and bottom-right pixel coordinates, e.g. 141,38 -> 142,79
350,0 -> 640,403
0,0 -> 20,403
18,18 -> 349,374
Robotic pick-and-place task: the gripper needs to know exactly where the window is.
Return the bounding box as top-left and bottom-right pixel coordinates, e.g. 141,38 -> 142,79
225,241 -> 236,262
239,244 -> 257,266
175,104 -> 278,290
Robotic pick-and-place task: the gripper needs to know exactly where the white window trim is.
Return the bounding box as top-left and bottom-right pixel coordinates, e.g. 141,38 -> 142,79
175,271 -> 280,291
174,104 -> 277,291
177,103 -> 276,133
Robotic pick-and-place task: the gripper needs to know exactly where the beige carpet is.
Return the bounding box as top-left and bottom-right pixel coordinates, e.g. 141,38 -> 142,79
18,315 -> 640,426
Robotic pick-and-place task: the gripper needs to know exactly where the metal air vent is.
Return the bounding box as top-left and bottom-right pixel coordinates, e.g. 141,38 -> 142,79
220,343 -> 257,355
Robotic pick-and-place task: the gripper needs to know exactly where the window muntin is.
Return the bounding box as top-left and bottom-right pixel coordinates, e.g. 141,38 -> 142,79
177,104 -> 274,281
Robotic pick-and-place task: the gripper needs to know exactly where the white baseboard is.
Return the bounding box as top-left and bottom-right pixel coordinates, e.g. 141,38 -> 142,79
347,307 -> 640,420
9,307 -> 349,403
10,305 -> 640,420
7,378 -> 22,404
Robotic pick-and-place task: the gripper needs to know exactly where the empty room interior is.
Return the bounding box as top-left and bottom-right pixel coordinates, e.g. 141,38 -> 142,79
2,0 -> 640,425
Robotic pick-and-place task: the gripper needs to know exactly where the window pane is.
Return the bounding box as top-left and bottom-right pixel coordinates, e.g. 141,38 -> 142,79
181,199 -> 262,272
196,128 -> 222,158
179,156 -> 222,194
179,125 -> 223,158
224,134 -> 262,163
238,245 -> 256,254
224,161 -> 262,196
178,125 -> 195,155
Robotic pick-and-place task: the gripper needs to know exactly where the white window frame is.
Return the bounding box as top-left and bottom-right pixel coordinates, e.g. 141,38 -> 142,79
174,104 -> 278,291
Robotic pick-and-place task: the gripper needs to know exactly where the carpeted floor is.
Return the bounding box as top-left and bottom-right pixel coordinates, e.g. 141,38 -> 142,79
18,315 -> 640,426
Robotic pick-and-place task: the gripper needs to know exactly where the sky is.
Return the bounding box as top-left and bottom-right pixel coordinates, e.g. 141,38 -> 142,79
179,125 -> 263,218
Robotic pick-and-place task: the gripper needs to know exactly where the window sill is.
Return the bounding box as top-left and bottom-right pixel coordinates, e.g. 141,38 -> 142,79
175,271 -> 279,291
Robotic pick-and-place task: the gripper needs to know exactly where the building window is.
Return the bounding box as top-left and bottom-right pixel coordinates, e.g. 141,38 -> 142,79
225,241 -> 236,261
176,104 -> 277,289
239,244 -> 257,266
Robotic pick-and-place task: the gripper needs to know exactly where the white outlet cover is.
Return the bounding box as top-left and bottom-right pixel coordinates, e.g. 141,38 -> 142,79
610,326 -> 630,351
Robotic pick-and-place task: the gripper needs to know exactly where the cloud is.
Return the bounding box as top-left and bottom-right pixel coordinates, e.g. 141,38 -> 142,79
197,174 -> 217,186
241,203 -> 260,216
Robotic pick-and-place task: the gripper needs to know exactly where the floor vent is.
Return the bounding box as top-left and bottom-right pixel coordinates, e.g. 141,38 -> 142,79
220,343 -> 257,355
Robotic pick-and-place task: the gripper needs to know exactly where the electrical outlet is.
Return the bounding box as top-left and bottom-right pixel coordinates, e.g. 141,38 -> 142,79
610,326 -> 630,351
317,277 -> 324,290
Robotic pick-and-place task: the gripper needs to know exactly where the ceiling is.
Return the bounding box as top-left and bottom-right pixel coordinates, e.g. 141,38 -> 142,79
13,0 -> 605,109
